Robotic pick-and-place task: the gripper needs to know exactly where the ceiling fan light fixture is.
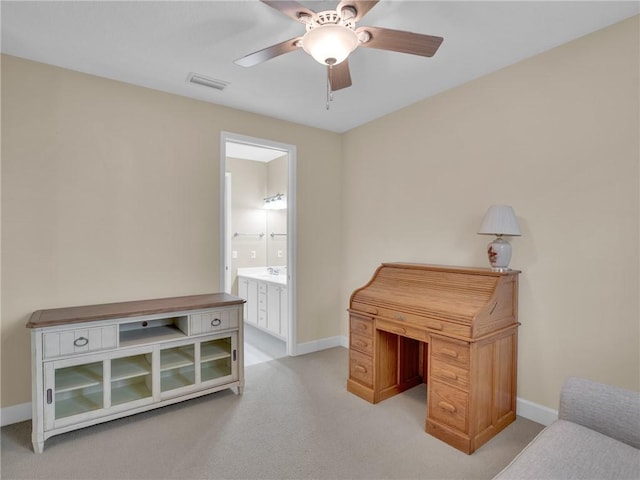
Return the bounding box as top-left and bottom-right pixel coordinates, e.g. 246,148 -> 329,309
302,24 -> 358,66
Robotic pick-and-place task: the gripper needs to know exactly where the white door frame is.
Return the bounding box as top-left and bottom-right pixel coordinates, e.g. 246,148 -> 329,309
220,131 -> 297,356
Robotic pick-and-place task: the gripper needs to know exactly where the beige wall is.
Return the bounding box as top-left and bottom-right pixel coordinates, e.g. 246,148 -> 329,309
1,54 -> 343,407
342,16 -> 639,409
2,16 -> 638,412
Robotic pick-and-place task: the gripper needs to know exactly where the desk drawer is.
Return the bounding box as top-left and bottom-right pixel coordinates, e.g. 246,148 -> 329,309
350,315 -> 373,338
375,307 -> 471,338
190,309 -> 239,335
431,358 -> 469,390
350,332 -> 373,355
43,326 -> 117,359
431,337 -> 470,368
376,318 -> 426,342
429,380 -> 468,432
349,350 -> 373,388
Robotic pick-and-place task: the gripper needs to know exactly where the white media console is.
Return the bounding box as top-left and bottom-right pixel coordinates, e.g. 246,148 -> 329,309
27,293 -> 245,453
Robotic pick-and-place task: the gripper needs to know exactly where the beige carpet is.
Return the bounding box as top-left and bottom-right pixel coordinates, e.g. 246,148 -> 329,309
1,347 -> 543,479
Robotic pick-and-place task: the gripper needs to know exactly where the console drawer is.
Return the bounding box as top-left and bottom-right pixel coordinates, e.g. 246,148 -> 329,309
429,380 -> 468,432
349,350 -> 373,388
43,325 -> 117,359
190,309 -> 238,335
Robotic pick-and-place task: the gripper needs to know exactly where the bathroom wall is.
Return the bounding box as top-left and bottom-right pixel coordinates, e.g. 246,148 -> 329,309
227,155 -> 287,295
266,156 -> 288,268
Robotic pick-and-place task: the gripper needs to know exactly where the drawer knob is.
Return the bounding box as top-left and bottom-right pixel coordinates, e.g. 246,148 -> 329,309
211,318 -> 222,327
73,337 -> 89,347
355,365 -> 367,373
441,348 -> 458,358
438,401 -> 457,413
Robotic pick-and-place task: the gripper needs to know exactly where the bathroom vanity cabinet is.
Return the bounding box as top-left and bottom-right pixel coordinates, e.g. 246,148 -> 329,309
27,293 -> 244,453
238,269 -> 287,341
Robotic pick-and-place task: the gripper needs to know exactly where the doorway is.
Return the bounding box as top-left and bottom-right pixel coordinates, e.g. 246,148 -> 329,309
220,132 -> 297,361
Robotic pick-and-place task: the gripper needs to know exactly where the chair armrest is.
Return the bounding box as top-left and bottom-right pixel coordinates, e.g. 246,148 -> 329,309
559,376 -> 640,449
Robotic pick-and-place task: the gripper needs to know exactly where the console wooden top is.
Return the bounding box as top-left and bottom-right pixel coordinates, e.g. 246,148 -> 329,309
26,293 -> 245,329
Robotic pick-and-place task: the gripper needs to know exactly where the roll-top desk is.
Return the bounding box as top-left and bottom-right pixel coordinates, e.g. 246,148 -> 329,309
347,263 -> 520,454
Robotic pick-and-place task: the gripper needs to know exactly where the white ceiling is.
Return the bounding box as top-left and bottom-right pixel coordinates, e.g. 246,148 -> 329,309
1,1 -> 638,133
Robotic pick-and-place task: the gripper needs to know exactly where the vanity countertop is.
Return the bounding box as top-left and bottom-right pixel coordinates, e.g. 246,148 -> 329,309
237,267 -> 287,286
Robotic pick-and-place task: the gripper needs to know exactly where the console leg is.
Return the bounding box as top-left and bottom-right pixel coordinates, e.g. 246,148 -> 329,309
32,438 -> 44,454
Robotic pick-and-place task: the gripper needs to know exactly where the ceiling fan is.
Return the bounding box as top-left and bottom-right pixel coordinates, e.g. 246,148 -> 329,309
234,0 -> 444,108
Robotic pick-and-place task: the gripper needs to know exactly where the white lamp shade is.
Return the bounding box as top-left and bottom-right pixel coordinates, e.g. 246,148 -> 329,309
478,205 -> 521,236
302,24 -> 358,65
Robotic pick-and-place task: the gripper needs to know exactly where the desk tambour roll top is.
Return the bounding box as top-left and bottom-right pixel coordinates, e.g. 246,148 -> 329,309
351,263 -> 518,340
347,263 -> 520,454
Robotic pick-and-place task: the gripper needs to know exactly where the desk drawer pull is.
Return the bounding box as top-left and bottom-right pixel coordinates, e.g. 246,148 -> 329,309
427,322 -> 443,331
211,318 -> 222,327
354,340 -> 368,348
441,370 -> 458,380
440,348 -> 458,358
73,337 -> 88,347
354,365 -> 367,373
438,401 -> 457,413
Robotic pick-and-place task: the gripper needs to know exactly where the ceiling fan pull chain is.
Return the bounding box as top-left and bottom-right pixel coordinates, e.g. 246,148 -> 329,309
326,66 -> 334,110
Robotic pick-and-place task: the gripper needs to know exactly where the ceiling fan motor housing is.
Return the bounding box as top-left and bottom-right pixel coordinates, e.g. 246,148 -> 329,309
302,10 -> 358,66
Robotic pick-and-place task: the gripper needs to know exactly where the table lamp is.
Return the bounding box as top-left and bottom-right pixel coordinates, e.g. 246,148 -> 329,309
478,205 -> 521,271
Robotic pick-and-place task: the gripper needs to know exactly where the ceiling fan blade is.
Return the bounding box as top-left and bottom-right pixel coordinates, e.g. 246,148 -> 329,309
356,26 -> 443,57
328,60 -> 352,91
337,0 -> 379,22
260,0 -> 317,24
234,37 -> 302,67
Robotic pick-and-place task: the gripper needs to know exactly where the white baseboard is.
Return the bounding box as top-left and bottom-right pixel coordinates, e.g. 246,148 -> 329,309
294,335 -> 348,356
516,397 -> 557,426
1,401 -> 31,426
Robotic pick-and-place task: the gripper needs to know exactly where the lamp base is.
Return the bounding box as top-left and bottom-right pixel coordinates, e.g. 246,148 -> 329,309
487,236 -> 512,271
490,267 -> 512,272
